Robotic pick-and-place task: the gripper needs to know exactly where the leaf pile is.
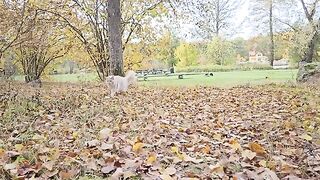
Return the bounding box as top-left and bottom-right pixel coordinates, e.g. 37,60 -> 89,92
0,82 -> 320,179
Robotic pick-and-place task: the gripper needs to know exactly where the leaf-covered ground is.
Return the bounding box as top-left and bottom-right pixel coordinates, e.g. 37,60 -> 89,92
0,82 -> 320,180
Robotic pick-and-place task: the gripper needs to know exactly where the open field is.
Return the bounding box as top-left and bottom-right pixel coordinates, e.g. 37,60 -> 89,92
138,69 -> 298,87
14,69 -> 298,88
0,82 -> 319,179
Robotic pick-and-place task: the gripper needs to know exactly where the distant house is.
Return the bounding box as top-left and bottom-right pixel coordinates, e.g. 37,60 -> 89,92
248,51 -> 269,64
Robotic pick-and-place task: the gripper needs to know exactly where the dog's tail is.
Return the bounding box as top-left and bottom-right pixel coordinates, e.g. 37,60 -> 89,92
125,70 -> 137,85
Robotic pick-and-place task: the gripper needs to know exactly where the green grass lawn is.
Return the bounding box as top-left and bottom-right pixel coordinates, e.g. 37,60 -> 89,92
140,69 -> 298,87
42,69 -> 298,88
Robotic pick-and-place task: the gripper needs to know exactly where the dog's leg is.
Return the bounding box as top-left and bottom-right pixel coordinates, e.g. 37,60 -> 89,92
110,89 -> 115,97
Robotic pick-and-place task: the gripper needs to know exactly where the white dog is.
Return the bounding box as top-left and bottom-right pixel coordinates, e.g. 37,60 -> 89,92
106,70 -> 137,96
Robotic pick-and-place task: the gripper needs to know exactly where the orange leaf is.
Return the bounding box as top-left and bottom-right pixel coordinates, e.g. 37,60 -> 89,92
201,145 -> 211,154
249,142 -> 266,155
229,139 -> 241,151
59,170 -> 73,180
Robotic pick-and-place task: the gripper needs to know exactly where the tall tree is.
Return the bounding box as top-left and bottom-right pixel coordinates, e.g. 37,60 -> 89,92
299,0 -> 319,63
180,0 -> 240,39
108,0 -> 123,76
250,0 -> 276,66
269,0 -> 275,66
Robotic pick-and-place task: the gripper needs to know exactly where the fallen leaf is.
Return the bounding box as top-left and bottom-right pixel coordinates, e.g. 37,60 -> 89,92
249,142 -> 266,155
259,168 -> 279,180
44,170 -> 59,178
32,134 -> 45,141
86,159 -> 98,171
0,148 -> 5,157
160,174 -> 174,180
42,161 -> 54,171
242,149 -> 256,160
132,142 -> 144,152
4,163 -> 16,170
146,153 -> 157,164
99,128 -> 112,139
171,146 -> 179,154
299,134 -> 312,141
59,170 -> 73,180
163,166 -> 177,175
183,153 -> 203,164
209,163 -> 225,178
101,165 -> 115,174
72,132 -> 79,139
229,139 -> 241,151
171,146 -> 183,159
85,139 -> 100,148
201,145 -> 210,154
14,144 -> 24,152
101,143 -> 114,150
110,168 -> 124,180
259,160 -> 267,167
123,170 -> 136,179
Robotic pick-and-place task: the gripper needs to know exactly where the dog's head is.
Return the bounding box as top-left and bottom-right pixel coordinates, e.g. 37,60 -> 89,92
105,76 -> 115,86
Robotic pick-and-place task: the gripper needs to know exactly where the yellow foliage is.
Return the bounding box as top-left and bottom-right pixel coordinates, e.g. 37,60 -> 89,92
132,142 -> 144,152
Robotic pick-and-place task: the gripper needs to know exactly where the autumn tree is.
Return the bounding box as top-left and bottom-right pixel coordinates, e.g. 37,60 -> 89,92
155,31 -> 179,68
14,3 -> 72,82
206,37 -> 236,65
175,43 -> 199,67
0,1 -> 27,63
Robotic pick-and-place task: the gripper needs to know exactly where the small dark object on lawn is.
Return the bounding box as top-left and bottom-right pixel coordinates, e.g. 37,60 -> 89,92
178,74 -> 184,79
210,73 -> 214,76
144,74 -> 148,81
205,73 -> 209,76
265,76 -> 269,79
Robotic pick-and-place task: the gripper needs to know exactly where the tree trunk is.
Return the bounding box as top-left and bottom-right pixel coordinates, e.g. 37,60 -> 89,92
269,0 -> 275,66
107,0 -> 123,76
215,0 -> 220,37
302,31 -> 318,63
